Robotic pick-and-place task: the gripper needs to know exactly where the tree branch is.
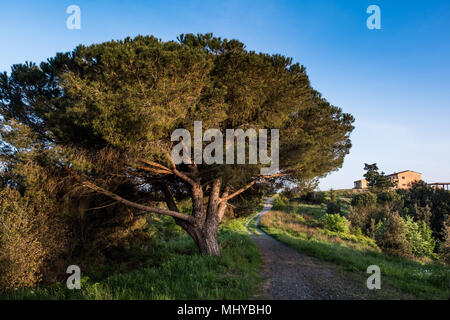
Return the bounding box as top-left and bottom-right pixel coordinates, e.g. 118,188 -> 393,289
222,179 -> 259,202
139,159 -> 172,172
84,201 -> 119,212
137,165 -> 173,175
165,152 -> 197,186
221,172 -> 289,202
159,182 -> 180,213
138,157 -> 197,186
69,169 -> 194,222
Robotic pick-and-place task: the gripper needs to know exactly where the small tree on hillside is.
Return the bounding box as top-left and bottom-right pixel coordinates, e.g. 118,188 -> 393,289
363,163 -> 395,192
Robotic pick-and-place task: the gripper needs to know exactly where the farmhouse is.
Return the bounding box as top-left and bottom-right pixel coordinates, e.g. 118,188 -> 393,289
354,170 -> 422,190
353,178 -> 368,189
387,170 -> 422,189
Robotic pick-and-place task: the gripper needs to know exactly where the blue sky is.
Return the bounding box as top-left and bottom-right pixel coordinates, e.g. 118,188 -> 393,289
1,0 -> 449,189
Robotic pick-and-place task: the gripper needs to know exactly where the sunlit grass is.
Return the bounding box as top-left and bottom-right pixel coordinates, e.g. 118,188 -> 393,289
260,210 -> 450,300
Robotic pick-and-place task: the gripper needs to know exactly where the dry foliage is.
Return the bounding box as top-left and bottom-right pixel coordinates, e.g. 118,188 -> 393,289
0,186 -> 69,289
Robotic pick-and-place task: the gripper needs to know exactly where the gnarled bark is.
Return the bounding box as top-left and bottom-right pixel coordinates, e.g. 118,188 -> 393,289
163,178 -> 225,256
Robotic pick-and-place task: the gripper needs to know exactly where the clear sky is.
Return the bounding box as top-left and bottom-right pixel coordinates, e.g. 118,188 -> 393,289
1,0 -> 449,189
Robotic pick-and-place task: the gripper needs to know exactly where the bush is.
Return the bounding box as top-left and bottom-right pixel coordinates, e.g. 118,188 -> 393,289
299,191 -> 326,205
405,204 -> 432,226
351,192 -> 377,207
329,189 -> 337,202
272,194 -> 287,210
403,216 -> 436,258
0,187 -> 69,289
377,191 -> 404,211
375,211 -> 411,257
347,205 -> 383,235
350,226 -> 363,236
326,201 -> 341,214
319,214 -> 349,233
439,217 -> 450,264
0,188 -> 46,289
402,181 -> 450,242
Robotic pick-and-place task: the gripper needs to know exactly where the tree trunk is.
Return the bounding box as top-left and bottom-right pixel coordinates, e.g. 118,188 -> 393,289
162,179 -> 226,256
177,220 -> 221,256
196,229 -> 221,256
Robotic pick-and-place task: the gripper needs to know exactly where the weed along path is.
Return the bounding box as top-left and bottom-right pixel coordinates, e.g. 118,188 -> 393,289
247,198 -> 398,300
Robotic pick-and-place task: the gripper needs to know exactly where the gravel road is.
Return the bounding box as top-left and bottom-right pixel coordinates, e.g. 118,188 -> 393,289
247,198 -> 406,300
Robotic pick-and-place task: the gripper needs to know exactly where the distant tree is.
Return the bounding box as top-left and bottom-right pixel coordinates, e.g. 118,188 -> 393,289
363,163 -> 395,192
351,191 -> 377,207
377,190 -> 404,212
326,201 -> 341,214
299,191 -> 325,205
441,217 -> 450,264
375,210 -> 411,257
402,181 -> 450,241
404,215 -> 436,258
0,34 -> 354,255
326,188 -> 341,214
329,188 -> 337,202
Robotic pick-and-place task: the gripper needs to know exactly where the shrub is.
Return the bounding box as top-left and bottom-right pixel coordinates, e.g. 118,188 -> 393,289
347,205 -> 383,234
326,201 -> 341,214
403,216 -> 436,258
375,211 -> 411,257
350,226 -> 363,236
402,181 -> 450,242
0,163 -> 71,290
299,191 -> 326,205
0,187 -> 69,289
329,189 -> 337,202
0,188 -> 46,289
406,204 -> 432,226
319,214 -> 349,233
351,192 -> 377,207
439,217 -> 450,264
377,191 -> 404,211
272,194 -> 287,210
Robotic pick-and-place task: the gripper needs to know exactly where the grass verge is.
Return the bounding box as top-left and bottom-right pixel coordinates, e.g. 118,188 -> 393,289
260,210 -> 450,300
1,219 -> 261,300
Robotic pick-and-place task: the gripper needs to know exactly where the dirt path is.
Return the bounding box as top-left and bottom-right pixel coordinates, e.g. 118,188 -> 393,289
247,198 -> 401,300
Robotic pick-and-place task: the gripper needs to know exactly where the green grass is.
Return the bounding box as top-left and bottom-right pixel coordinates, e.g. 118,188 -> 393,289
295,203 -> 327,218
0,220 -> 262,300
247,222 -> 261,236
274,198 -> 327,218
244,201 -> 266,236
246,213 -> 262,236
260,210 -> 450,300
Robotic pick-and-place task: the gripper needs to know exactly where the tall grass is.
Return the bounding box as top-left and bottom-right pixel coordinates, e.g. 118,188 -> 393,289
0,220 -> 262,300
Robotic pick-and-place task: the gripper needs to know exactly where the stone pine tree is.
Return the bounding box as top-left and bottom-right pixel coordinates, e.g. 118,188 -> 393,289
0,34 -> 354,255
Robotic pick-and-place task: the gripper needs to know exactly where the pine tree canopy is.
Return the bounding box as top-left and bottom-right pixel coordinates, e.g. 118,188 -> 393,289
0,33 -> 354,254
